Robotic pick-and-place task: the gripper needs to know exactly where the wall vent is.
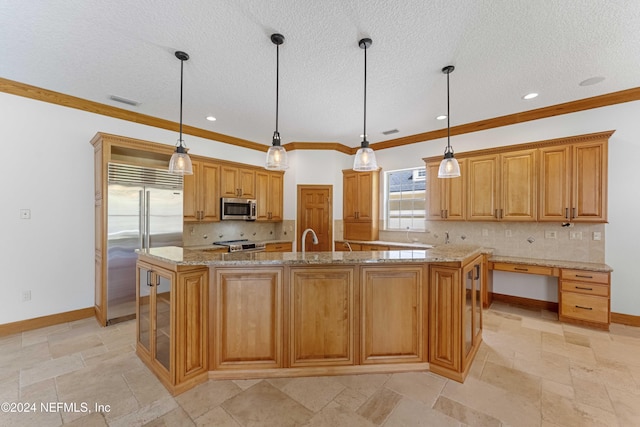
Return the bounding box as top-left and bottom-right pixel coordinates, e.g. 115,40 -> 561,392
109,95 -> 141,106
382,128 -> 399,135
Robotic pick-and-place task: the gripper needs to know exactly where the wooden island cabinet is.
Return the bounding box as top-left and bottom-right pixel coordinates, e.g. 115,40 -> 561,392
136,245 -> 487,395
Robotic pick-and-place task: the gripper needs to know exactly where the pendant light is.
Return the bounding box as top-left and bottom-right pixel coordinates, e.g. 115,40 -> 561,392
168,51 -> 193,175
353,38 -> 378,171
265,33 -> 289,170
437,65 -> 460,178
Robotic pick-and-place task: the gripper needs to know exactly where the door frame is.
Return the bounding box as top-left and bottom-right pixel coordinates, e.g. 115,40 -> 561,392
296,185 -> 333,252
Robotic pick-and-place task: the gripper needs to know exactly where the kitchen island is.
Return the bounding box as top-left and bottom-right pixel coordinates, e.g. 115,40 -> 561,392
136,245 -> 486,395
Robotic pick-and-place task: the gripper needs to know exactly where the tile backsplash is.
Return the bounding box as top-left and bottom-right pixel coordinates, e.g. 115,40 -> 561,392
183,220 -> 295,247
379,221 -> 605,263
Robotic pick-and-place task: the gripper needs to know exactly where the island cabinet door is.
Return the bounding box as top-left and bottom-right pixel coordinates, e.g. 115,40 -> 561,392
289,267 -> 355,367
429,266 -> 462,373
212,268 -> 283,370
360,265 -> 427,364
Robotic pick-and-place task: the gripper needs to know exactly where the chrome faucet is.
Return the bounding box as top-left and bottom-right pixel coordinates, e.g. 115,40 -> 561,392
445,231 -> 450,244
301,228 -> 319,254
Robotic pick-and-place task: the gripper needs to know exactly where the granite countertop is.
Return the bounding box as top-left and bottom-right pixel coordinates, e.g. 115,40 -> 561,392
489,255 -> 612,272
138,244 -> 485,266
335,239 -> 434,249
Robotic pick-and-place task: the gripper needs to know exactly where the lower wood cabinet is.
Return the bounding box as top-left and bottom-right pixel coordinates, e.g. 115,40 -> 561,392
361,266 -> 426,364
136,261 -> 209,394
265,242 -> 293,252
289,267 -> 355,367
559,268 -> 610,329
212,268 -> 283,370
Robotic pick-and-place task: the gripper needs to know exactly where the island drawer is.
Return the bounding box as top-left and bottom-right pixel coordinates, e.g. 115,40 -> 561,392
560,293 -> 609,324
560,269 -> 609,284
561,281 -> 609,297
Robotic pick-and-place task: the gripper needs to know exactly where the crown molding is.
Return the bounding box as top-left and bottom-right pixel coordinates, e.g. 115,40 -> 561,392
2,77 -> 638,155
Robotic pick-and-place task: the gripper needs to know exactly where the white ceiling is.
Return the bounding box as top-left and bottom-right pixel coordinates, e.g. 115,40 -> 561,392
1,0 -> 640,149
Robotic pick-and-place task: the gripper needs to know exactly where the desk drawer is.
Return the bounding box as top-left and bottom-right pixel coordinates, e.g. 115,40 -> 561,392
561,281 -> 609,297
561,269 -> 609,284
492,262 -> 555,276
561,293 -> 609,324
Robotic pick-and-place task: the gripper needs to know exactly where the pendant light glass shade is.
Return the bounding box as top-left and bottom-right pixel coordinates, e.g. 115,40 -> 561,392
437,65 -> 460,179
169,51 -> 193,175
265,33 -> 289,170
353,38 -> 378,171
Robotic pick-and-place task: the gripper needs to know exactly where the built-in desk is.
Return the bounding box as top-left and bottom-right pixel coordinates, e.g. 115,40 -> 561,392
487,256 -> 612,330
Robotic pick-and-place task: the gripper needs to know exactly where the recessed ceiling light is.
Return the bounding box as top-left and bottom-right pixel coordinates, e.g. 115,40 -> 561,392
436,115 -> 447,120
522,92 -> 539,100
205,116 -> 216,121
579,76 -> 605,86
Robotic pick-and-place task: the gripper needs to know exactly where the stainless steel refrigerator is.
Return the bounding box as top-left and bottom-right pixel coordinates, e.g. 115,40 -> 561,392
106,163 -> 183,325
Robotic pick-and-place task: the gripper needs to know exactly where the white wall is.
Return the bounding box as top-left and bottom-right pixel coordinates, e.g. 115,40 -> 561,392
2,90 -> 639,325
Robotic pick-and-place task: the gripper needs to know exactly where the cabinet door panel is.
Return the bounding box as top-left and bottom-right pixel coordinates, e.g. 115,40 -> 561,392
429,266 -> 461,371
176,269 -> 208,383
214,269 -> 282,369
501,150 -> 536,221
361,266 -> 425,363
573,142 -> 607,221
239,168 -> 256,198
201,163 -> 220,221
255,171 -> 270,221
425,162 -> 445,220
446,160 -> 466,220
467,155 -> 499,221
356,173 -> 374,220
268,173 -> 283,220
290,268 -> 355,367
183,163 -> 199,221
220,166 -> 240,197
343,172 -> 358,220
539,146 -> 571,221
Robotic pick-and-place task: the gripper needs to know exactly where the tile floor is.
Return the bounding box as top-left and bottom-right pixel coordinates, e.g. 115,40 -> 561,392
1,302 -> 640,426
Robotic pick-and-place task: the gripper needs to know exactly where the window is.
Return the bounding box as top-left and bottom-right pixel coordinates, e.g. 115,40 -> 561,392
384,167 -> 426,230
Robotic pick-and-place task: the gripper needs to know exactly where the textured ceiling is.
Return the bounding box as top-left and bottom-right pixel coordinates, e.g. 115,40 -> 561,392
1,0 -> 640,149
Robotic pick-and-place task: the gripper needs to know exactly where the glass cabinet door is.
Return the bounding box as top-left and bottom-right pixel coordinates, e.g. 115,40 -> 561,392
154,270 -> 172,372
137,266 -> 151,353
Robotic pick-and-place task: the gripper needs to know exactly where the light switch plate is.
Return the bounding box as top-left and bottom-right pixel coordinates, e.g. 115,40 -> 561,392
505,229 -> 512,238
593,231 -> 602,241
545,230 -> 557,239
570,231 -> 582,240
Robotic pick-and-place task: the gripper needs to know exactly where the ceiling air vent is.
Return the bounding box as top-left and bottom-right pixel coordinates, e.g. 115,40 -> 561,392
109,95 -> 141,106
382,128 -> 399,135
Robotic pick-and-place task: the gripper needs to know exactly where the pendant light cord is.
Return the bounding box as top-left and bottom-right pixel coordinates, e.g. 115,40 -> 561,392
275,43 -> 279,135
179,57 -> 184,146
446,69 -> 450,150
363,44 -> 367,146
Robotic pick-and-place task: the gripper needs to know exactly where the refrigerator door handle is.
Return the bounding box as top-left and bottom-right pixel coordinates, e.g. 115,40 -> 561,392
145,190 -> 151,250
139,189 -> 145,250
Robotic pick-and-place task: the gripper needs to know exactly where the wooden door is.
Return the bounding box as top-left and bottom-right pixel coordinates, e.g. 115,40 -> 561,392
539,145 -> 571,221
501,149 -> 536,221
213,268 -> 283,370
297,185 -> 333,252
467,155 -> 499,221
572,141 -> 607,222
360,265 -> 425,364
289,267 -> 355,367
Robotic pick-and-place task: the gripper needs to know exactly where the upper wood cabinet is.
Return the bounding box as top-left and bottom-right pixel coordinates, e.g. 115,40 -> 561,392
539,141 -> 607,222
256,170 -> 284,222
426,159 -> 466,220
466,150 -> 536,221
425,131 -> 611,224
184,159 -> 220,222
220,165 -> 256,198
343,169 -> 380,241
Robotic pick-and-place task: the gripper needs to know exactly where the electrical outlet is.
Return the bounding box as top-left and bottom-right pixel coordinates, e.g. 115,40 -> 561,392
505,229 -> 512,238
593,231 -> 602,241
545,230 -> 557,239
482,229 -> 489,237
570,231 -> 582,240
22,290 -> 31,302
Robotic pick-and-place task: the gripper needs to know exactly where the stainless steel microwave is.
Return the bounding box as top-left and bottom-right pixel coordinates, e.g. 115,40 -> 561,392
221,197 -> 257,220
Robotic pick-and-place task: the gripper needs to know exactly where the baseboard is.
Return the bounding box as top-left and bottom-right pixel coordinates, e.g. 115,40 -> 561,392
490,292 -> 559,312
611,312 -> 640,327
0,307 -> 95,337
